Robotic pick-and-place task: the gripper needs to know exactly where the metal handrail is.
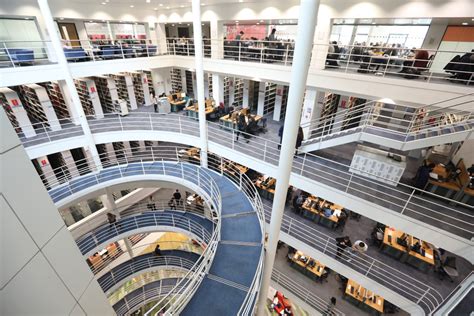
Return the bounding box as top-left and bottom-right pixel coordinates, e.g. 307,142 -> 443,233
271,269 -> 345,316
263,205 -> 444,313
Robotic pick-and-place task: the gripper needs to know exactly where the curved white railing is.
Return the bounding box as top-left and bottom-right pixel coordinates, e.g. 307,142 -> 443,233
271,269 -> 345,316
262,204 -> 444,313
14,113 -> 473,239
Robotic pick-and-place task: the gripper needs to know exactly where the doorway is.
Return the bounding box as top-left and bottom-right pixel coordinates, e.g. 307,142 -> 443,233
58,22 -> 81,47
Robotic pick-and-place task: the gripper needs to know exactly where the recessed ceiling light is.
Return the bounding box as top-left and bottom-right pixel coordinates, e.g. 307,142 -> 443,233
235,20 -> 239,23
179,22 -> 182,24
146,0 -> 150,3
462,22 -> 468,25
59,17 -> 65,20
256,22 -> 259,25
259,20 -> 263,22
89,20 -> 93,22
201,3 -> 205,5
202,23 -> 204,25
166,6 -> 170,9
159,3 -> 163,6
371,22 -> 376,24
187,23 -> 190,26
130,5 -> 134,7
24,17 -> 30,20
154,7 -> 157,10
239,0 -> 243,2
172,24 -> 175,26
101,2 -> 106,4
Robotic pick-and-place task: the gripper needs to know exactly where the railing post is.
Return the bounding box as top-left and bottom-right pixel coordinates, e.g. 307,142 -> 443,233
365,260 -> 375,276
345,173 -> 353,193
401,189 -> 415,214
120,45 -> 125,59
151,146 -> 155,161
149,113 -> 153,130
220,156 -> 224,175
300,154 -> 306,175
141,159 -> 145,174
239,172 -> 243,191
238,42 -> 241,62
345,46 -> 351,73
175,147 -> 179,161
3,42 -> 15,68
287,219 -> 292,234
322,237 -> 330,254
118,114 -> 124,131
284,45 -> 289,66
232,130 -> 235,150
416,288 -> 429,304
197,167 -> 201,187
187,42 -> 190,56
178,116 -> 183,134
263,141 -> 267,162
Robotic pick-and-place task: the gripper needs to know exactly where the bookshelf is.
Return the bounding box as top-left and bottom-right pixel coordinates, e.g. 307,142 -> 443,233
170,68 -> 183,92
223,76 -> 231,107
41,81 -> 71,120
263,82 -> 277,116
93,76 -> 118,113
280,85 -> 289,121
75,79 -> 95,116
208,73 -> 213,97
95,143 -> 109,166
111,74 -> 137,110
317,93 -> 340,136
16,84 -> 61,131
185,70 -> 194,98
0,87 -> 36,137
1,90 -> 19,129
233,78 -> 244,106
342,97 -> 367,131
142,70 -> 155,96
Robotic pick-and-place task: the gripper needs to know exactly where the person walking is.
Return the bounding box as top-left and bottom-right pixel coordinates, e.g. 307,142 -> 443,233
324,297 -> 337,315
107,212 -> 117,229
173,189 -> 182,205
154,244 -> 162,256
413,160 -> 435,193
151,92 -> 158,113
335,236 -> 352,259
278,125 -> 284,149
236,113 -> 248,143
168,198 -> 176,210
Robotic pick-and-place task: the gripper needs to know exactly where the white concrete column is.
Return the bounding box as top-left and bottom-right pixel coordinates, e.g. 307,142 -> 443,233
192,0 -> 209,168
151,68 -> 171,96
257,81 -> 266,116
204,74 -> 210,99
257,1 -> 320,314
311,9 -> 331,70
181,70 -> 187,94
242,79 -> 250,109
210,19 -> 224,59
61,150 -> 79,177
212,74 -> 224,106
101,188 -> 121,219
38,0 -> 102,170
78,200 -> 92,217
156,23 -> 168,54
300,87 -> 320,140
272,84 -> 284,121
57,80 -> 80,125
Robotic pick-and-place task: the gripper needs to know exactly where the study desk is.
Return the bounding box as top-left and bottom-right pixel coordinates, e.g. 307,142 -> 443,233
381,227 -> 435,271
219,110 -> 262,129
254,176 -> 276,200
184,100 -> 216,119
428,163 -> 461,198
301,196 -> 340,228
178,147 -> 201,164
290,251 -> 326,281
344,279 -> 384,315
168,93 -> 187,112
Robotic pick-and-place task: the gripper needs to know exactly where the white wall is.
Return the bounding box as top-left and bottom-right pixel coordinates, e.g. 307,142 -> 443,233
454,140 -> 474,168
0,110 -> 114,316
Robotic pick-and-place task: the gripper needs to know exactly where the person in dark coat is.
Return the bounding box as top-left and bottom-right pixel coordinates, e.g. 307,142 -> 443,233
295,126 -> 304,154
413,161 -> 435,193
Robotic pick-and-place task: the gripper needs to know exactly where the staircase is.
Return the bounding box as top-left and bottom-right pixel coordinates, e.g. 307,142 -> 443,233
300,93 -> 474,153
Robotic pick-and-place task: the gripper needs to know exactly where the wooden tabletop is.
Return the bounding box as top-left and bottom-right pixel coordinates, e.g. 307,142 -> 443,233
291,251 -> 325,277
254,177 -> 276,194
383,227 -> 435,265
302,196 -> 340,223
220,111 -> 262,123
345,279 -> 384,313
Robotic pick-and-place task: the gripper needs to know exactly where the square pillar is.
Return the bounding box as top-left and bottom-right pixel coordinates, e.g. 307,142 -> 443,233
210,20 -> 224,59
300,87 -> 321,139
212,74 -> 224,106
257,81 -> 266,116
272,84 -> 285,121
242,79 -> 250,109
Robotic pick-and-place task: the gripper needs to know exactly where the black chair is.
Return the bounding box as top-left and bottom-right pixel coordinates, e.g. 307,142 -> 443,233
440,256 -> 459,282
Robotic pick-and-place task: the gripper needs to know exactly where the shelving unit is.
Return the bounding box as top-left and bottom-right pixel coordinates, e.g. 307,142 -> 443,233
185,70 -> 194,98
41,81 -> 71,120
223,76 -> 231,107
318,93 -> 340,135
0,88 -> 36,137
75,79 -> 96,117
16,84 -> 61,131
280,85 -> 289,121
170,68 -> 183,92
208,73 -> 213,97
96,143 -> 110,166
142,70 -> 155,96
263,83 -> 277,116
233,78 -> 244,106
93,76 -> 119,113
112,142 -> 126,161
342,97 -> 367,131
111,74 -> 137,110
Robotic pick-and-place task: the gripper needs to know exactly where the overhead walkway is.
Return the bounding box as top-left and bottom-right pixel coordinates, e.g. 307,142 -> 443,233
45,159 -> 264,315
15,113 -> 472,260
300,94 -> 474,153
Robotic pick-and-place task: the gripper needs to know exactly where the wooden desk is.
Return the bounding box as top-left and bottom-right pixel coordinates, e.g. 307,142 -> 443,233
254,176 -> 276,200
219,110 -> 262,129
382,227 -> 435,271
345,279 -> 384,315
301,196 -> 340,227
301,196 -> 321,221
428,163 -> 461,198
168,93 -> 187,112
290,251 -> 325,281
185,100 -> 216,119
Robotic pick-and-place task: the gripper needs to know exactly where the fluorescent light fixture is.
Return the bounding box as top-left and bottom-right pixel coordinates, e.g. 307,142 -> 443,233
180,5 -> 184,7
379,98 -> 395,104
462,22 -> 468,25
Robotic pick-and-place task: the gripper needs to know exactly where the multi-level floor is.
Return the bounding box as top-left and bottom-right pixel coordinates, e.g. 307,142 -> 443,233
1,0 -> 473,315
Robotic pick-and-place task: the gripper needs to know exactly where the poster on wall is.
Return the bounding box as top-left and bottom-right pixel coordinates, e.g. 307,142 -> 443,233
225,25 -> 267,40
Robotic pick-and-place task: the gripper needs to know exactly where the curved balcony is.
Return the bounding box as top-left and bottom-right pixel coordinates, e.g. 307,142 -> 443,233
41,150 -> 264,315
113,278 -> 184,316
16,112 -> 473,257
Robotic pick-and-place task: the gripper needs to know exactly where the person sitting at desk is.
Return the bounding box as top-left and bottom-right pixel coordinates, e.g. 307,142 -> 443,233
236,113 -> 249,143
322,207 -> 333,217
411,241 -> 421,253
413,161 -> 435,193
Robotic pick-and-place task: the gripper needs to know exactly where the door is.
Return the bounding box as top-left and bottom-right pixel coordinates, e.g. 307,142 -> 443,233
58,22 -> 81,47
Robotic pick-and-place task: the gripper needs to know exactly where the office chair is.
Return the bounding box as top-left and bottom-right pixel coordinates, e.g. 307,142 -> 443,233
319,269 -> 330,283
440,256 -> 459,282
